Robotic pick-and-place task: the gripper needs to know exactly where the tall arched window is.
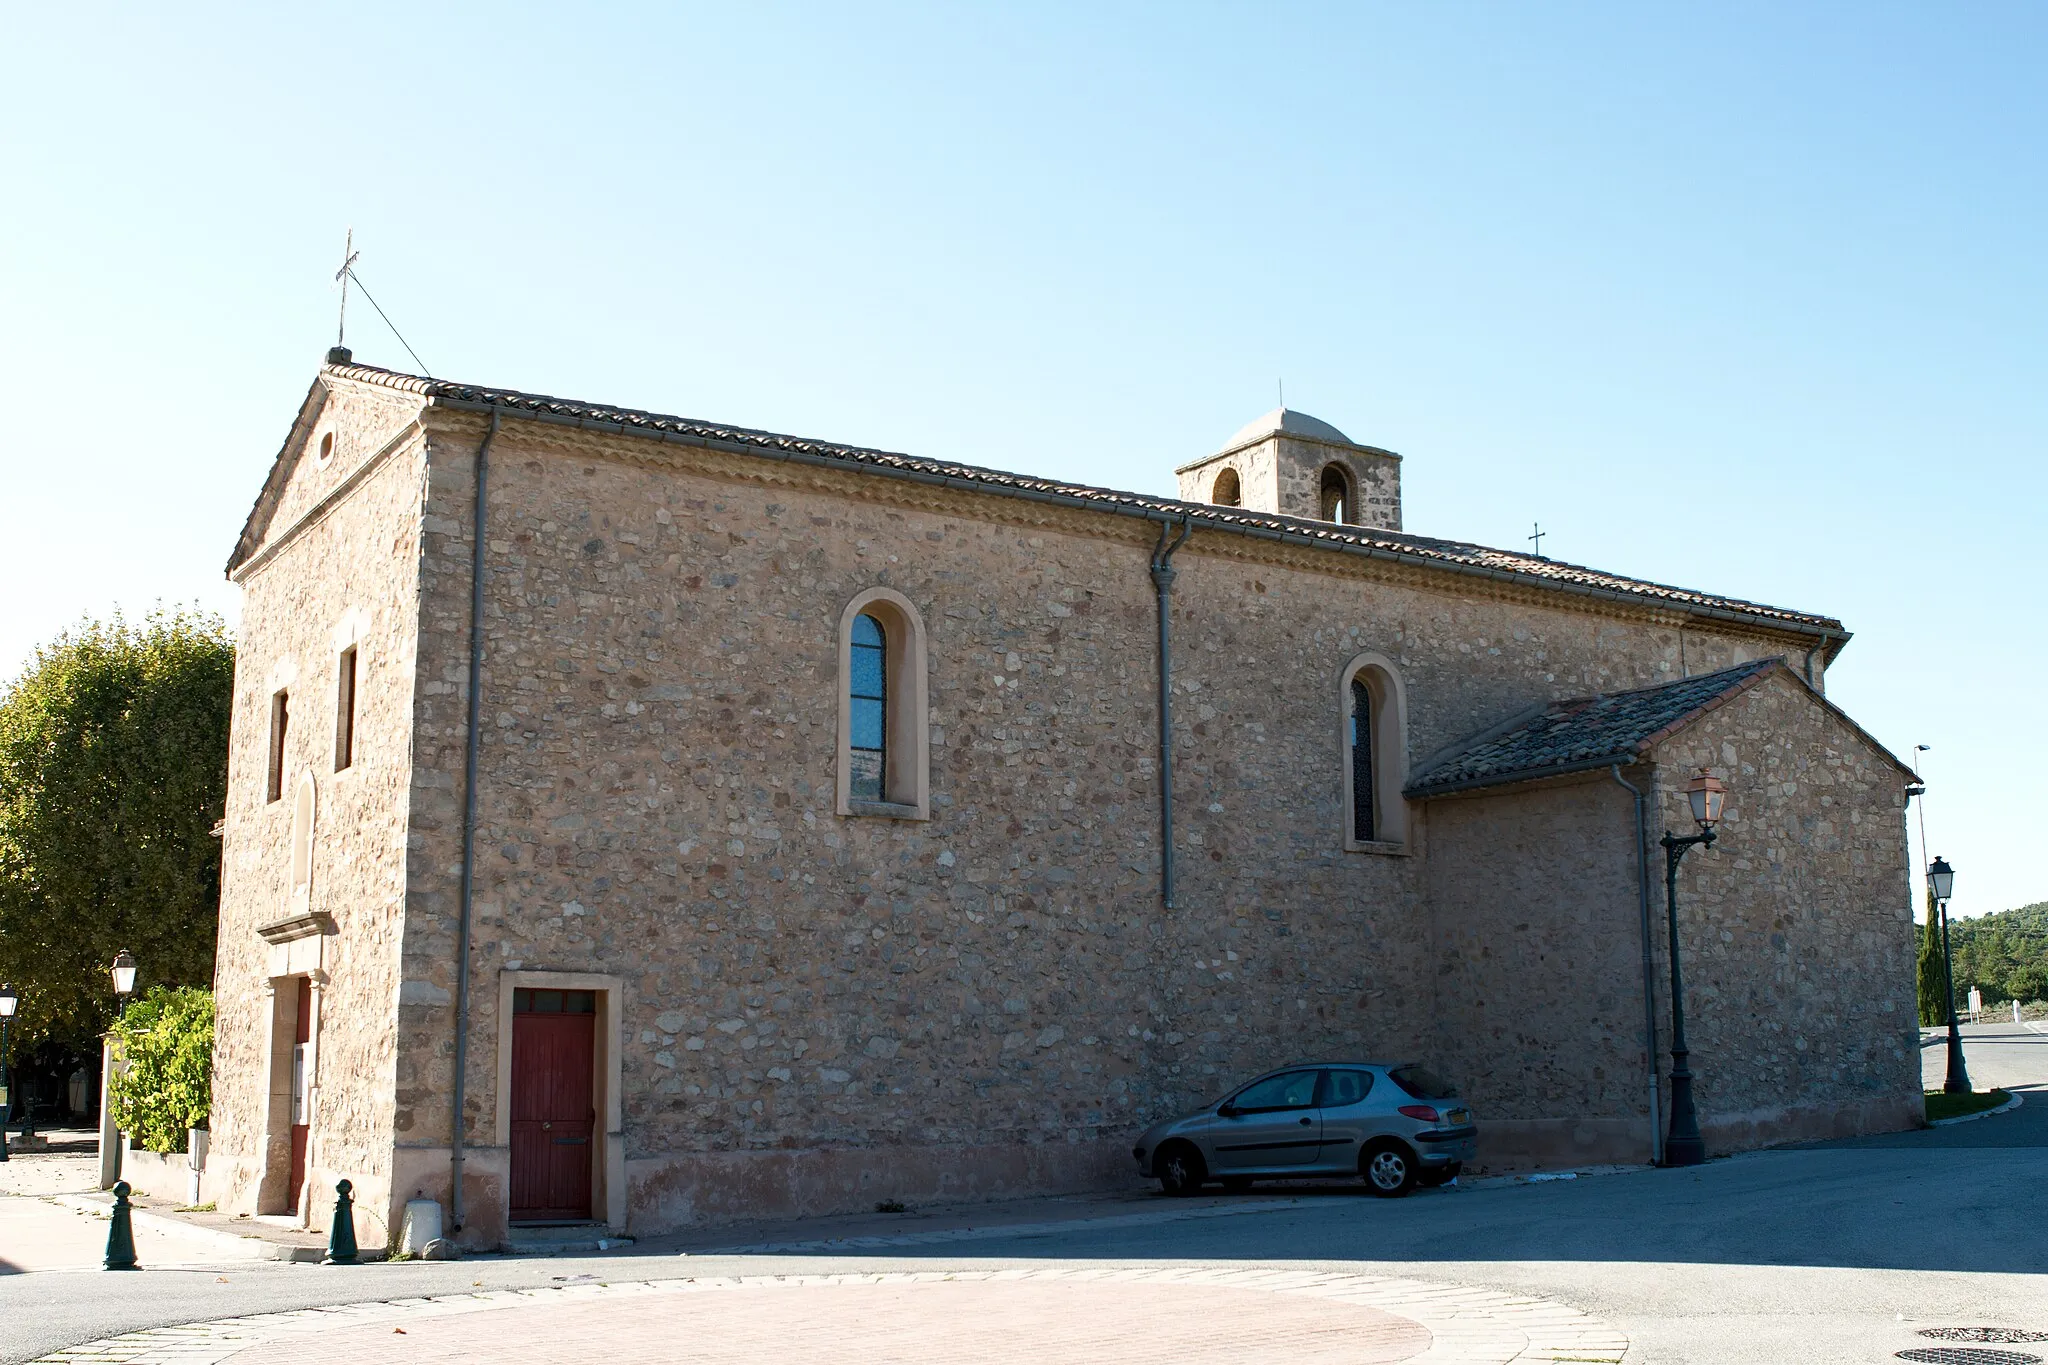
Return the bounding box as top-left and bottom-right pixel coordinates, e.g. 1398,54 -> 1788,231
1350,677 -> 1376,842
837,588 -> 930,819
1339,652 -> 1408,850
1319,464 -> 1353,524
848,613 -> 887,801
1211,467 -> 1241,507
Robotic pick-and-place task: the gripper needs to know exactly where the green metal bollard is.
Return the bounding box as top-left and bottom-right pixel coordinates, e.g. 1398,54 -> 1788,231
324,1178 -> 358,1265
105,1180 -> 139,1270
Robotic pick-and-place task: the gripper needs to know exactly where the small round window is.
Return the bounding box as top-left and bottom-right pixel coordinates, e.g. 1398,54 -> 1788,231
316,431 -> 336,466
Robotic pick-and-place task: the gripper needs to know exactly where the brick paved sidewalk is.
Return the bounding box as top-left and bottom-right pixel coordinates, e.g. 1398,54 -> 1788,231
26,1266 -> 1628,1365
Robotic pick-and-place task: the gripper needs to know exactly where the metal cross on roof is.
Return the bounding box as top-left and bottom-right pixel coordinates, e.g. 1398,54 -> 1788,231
334,227 -> 360,348
1528,522 -> 1546,558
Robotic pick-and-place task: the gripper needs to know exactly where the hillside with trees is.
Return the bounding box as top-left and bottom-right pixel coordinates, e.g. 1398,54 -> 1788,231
1944,901 -> 2048,1006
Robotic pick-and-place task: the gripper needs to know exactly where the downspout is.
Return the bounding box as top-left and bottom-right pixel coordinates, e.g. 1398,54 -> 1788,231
1151,516 -> 1194,909
1611,764 -> 1663,1165
1801,629 -> 1831,693
451,406 -> 501,1231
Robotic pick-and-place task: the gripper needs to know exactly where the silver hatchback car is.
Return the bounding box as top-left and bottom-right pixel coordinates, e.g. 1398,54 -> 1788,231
1132,1061 -> 1477,1198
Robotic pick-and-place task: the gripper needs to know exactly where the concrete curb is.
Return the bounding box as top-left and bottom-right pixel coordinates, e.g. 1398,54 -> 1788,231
1928,1091 -> 2024,1127
48,1192 -> 324,1263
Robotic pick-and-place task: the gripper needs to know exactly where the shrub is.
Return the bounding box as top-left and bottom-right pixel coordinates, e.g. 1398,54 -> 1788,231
107,985 -> 214,1152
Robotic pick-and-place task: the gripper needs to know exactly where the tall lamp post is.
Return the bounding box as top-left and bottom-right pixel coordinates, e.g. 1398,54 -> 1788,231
1928,857 -> 1971,1094
1659,769 -> 1728,1168
107,952 -> 137,1181
0,984 -> 18,1164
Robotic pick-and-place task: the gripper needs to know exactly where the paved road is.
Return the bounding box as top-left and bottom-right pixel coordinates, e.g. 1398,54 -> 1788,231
3,1021 -> 2042,1364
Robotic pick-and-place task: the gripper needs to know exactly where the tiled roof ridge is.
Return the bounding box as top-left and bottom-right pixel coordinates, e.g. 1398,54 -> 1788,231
314,361 -> 1845,634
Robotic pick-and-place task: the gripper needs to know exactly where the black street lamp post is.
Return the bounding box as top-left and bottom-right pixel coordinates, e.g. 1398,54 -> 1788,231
109,951 -> 137,1179
0,983 -> 17,1164
1928,856 -> 1971,1095
1659,770 -> 1728,1169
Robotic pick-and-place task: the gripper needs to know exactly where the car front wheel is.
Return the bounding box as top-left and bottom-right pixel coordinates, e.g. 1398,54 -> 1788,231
1157,1142 -> 1206,1197
1362,1141 -> 1418,1198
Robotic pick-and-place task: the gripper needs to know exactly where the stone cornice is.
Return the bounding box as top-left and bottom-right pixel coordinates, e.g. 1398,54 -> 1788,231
417,403 -> 1845,658
230,418 -> 425,584
257,910 -> 336,944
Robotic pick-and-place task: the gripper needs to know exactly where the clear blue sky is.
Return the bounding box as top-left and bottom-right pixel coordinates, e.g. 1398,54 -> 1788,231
2,4 -> 2040,915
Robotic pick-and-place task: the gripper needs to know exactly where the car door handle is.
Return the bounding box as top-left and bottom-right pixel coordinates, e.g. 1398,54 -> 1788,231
1299,1117 -> 1312,1125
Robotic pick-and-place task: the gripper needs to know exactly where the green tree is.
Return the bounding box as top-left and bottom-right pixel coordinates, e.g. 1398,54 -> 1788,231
1916,903 -> 1948,1027
106,985 -> 214,1151
0,609 -> 233,1055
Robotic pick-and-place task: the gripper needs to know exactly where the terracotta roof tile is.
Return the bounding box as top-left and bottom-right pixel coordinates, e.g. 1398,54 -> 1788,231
318,362 -> 1846,636
1405,659 -> 1784,797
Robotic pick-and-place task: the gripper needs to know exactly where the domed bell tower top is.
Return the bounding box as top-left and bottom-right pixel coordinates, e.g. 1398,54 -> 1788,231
1175,408 -> 1401,532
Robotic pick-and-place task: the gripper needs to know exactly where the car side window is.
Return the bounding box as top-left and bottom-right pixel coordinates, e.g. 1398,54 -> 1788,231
1229,1070 -> 1320,1112
1318,1069 -> 1372,1107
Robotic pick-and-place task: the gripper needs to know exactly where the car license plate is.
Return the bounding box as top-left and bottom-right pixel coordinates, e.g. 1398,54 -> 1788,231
1446,1108 -> 1470,1126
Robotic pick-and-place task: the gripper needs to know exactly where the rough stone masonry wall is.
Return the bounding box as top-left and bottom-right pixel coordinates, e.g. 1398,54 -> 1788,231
1267,435 -> 1400,531
1420,773 -> 1654,1170
1647,671 -> 1921,1149
385,408 -> 1833,1234
208,386 -> 427,1232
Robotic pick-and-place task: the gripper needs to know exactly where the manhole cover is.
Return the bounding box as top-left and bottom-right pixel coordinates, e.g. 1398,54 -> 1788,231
1922,1332 -> 2048,1345
1896,1349 -> 2044,1365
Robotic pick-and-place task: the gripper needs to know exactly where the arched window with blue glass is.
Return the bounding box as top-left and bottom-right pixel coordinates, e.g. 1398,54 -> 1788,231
1338,651 -> 1408,851
837,588 -> 931,819
848,612 -> 888,802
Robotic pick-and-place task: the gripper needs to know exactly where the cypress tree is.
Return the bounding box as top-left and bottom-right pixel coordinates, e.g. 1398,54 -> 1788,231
1916,894 -> 1949,1028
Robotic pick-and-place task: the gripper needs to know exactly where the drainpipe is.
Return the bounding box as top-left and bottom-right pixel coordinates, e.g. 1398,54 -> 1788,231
451,407 -> 501,1231
1610,764 -> 1663,1165
1151,516 -> 1194,909
1801,629 -> 1832,693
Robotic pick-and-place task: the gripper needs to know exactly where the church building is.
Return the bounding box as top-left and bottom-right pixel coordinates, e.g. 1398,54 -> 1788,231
204,351 -> 1923,1246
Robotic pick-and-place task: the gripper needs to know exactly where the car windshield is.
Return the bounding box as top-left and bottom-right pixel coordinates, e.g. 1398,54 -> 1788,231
1389,1064 -> 1456,1100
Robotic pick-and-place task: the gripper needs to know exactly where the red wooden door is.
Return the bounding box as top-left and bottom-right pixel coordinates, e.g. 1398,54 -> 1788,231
286,976 -> 311,1212
510,990 -> 596,1222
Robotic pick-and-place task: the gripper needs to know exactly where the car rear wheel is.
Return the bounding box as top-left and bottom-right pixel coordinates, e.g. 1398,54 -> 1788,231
1361,1141 -> 1417,1198
1157,1142 -> 1207,1196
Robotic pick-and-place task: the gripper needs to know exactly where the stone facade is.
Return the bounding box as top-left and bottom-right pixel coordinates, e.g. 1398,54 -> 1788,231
208,377 -> 429,1231
207,362 -> 1919,1245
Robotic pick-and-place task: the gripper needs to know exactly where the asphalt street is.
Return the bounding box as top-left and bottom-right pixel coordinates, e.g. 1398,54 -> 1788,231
2,1020 -> 2041,1364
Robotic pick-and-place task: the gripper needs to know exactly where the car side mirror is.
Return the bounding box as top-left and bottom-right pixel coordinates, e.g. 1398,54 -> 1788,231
1218,1104 -> 1239,1119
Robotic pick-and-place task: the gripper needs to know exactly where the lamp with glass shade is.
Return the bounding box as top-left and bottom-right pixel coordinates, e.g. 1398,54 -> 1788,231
1685,770 -> 1727,828
110,951 -> 137,998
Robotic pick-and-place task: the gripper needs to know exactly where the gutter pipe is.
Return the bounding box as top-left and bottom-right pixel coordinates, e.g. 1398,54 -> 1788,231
1801,629 -> 1832,691
450,406 -> 501,1231
1151,516 -> 1194,909
421,397 -> 1841,652
1610,764 -> 1664,1165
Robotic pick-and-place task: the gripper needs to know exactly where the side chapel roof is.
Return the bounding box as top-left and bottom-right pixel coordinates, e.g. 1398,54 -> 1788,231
1405,658 -> 1914,797
230,361 -> 1847,650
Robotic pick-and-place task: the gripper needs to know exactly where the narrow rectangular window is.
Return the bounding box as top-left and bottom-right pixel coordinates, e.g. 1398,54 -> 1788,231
334,646 -> 358,771
267,689 -> 290,803
848,613 -> 887,802
1350,677 -> 1375,842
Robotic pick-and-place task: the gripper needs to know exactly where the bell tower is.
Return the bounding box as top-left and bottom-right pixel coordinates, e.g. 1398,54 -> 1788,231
1176,409 -> 1401,532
